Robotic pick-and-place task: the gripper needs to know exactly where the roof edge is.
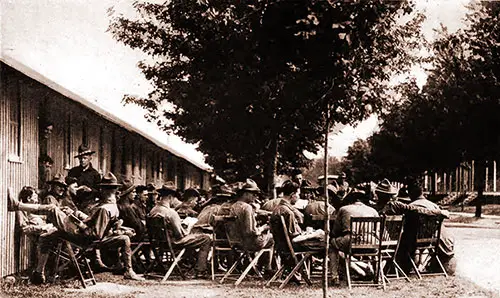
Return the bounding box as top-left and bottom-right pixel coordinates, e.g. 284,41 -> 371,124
0,55 -> 212,172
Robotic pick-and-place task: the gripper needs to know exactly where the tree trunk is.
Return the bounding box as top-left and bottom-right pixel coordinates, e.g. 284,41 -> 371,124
475,159 -> 485,218
264,137 -> 278,199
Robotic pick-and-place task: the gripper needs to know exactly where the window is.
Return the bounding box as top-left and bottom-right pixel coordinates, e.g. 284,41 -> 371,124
111,130 -> 117,173
82,119 -> 88,146
99,126 -> 105,173
167,155 -> 175,181
121,134 -> 127,176
6,75 -> 22,162
131,142 -> 136,175
63,113 -> 72,169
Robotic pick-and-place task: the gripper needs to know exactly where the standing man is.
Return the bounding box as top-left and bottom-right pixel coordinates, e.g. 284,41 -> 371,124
68,144 -> 101,213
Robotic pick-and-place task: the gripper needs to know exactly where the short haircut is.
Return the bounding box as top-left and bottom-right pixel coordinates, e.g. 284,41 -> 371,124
19,186 -> 37,203
281,180 -> 299,196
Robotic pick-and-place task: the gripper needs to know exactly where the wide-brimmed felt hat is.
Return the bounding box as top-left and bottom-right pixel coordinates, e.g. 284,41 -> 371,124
183,188 -> 200,199
98,172 -> 121,188
65,176 -> 78,186
240,178 -> 261,193
375,178 -> 398,195
215,184 -> 235,198
146,183 -> 158,194
49,173 -> 67,187
157,181 -> 179,197
119,179 -> 135,197
74,144 -> 96,158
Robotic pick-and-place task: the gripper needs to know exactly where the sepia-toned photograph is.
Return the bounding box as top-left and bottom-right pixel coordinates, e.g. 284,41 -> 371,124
1,0 -> 499,297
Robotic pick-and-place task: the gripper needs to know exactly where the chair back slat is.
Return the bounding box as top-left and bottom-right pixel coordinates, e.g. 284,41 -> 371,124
414,214 -> 443,246
269,215 -> 298,264
350,216 -> 384,250
382,215 -> 404,246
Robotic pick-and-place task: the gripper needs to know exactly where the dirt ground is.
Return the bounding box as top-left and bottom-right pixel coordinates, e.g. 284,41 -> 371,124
0,272 -> 496,298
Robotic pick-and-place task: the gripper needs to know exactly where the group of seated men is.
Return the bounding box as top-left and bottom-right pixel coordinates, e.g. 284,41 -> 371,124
8,167 -> 454,287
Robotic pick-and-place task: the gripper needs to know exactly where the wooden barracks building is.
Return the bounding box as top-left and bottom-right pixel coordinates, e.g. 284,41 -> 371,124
0,56 -> 212,276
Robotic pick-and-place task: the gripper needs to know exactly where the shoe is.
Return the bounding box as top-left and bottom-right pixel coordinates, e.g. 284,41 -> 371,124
329,276 -> 341,287
30,271 -> 45,285
93,260 -> 111,272
289,272 -> 302,285
124,270 -> 145,281
194,270 -> 209,279
7,187 -> 19,211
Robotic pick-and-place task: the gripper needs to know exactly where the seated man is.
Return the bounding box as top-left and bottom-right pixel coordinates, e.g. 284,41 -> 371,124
191,184 -> 235,234
226,179 -> 274,251
406,183 -> 455,275
16,186 -> 56,238
176,188 -> 201,218
303,188 -> 336,230
271,180 -> 331,283
148,182 -> 211,278
330,190 -> 380,285
43,174 -> 77,211
117,179 -> 147,242
7,172 -> 145,283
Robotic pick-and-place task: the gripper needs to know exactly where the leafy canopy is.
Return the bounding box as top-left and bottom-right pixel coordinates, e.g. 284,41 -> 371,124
109,0 -> 419,184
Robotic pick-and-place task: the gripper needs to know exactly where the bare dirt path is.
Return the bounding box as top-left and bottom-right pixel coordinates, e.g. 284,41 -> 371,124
449,227 -> 500,296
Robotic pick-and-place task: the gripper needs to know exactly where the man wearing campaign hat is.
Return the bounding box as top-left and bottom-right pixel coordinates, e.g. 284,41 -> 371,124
42,173 -> 68,206
68,144 -> 101,212
8,172 -> 145,282
117,179 -> 146,241
148,181 -> 212,278
191,184 -> 235,234
227,179 -> 274,251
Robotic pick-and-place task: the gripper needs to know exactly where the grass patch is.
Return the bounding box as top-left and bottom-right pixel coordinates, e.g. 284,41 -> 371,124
447,204 -> 500,216
446,216 -> 479,224
0,272 -> 495,298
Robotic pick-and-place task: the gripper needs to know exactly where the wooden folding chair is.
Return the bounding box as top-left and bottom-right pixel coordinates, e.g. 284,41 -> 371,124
51,238 -> 97,288
345,216 -> 385,290
266,215 -> 317,289
130,238 -> 151,273
407,214 -> 447,279
210,215 -> 237,281
219,216 -> 273,286
145,216 -> 186,281
381,215 -> 410,283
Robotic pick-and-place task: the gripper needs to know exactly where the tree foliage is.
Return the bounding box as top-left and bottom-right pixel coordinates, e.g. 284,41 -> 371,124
362,2 -> 500,192
109,0 -> 420,190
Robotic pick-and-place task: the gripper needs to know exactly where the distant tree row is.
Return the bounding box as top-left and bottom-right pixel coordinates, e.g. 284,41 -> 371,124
340,2 -> 500,216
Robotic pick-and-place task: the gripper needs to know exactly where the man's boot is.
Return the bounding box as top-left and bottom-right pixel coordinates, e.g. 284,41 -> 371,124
7,187 -> 19,211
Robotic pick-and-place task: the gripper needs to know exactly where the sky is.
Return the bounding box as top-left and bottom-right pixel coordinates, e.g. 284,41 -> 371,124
0,0 -> 472,164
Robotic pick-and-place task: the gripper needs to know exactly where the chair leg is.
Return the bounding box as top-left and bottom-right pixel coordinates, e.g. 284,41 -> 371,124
162,249 -> 186,282
279,254 -> 310,289
220,253 -> 244,284
345,255 -> 352,290
65,242 -> 87,288
235,250 -> 265,286
379,258 -> 386,290
408,252 -> 422,279
434,253 -> 448,278
210,248 -> 215,281
266,265 -> 285,287
393,261 -> 411,282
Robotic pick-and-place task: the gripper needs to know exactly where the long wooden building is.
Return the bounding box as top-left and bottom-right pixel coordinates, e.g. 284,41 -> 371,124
0,56 -> 212,276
